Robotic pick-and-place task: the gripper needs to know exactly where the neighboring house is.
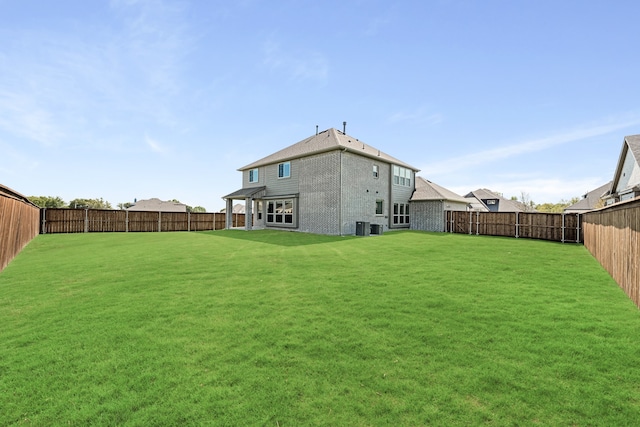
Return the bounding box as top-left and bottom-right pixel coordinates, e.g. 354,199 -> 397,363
410,177 -> 469,232
464,189 -> 535,213
126,198 -> 187,212
564,181 -> 611,213
604,134 -> 640,205
220,203 -> 246,214
223,127 -> 419,235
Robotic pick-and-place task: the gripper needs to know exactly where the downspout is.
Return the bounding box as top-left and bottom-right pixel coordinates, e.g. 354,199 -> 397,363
339,147 -> 347,235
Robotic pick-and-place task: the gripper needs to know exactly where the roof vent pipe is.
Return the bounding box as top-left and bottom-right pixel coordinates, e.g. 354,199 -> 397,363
316,125 -> 318,135
343,121 -> 346,134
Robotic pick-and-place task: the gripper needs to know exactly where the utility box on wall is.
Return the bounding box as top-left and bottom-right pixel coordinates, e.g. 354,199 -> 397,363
356,221 -> 370,236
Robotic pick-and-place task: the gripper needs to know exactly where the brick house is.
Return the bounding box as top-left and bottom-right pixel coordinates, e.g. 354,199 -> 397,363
223,127 -> 419,235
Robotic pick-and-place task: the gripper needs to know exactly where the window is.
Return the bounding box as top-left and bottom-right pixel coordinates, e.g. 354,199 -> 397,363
373,165 -> 379,178
278,162 -> 291,179
393,166 -> 411,187
375,199 -> 383,215
486,200 -> 496,205
266,199 -> 295,226
393,203 -> 410,225
249,168 -> 259,183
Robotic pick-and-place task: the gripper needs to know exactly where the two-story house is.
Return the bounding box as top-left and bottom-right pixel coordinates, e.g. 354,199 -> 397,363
604,134 -> 640,205
223,127 -> 419,235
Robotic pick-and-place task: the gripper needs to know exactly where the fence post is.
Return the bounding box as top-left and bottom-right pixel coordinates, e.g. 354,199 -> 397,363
561,213 -> 565,243
476,211 -> 480,235
41,208 -> 46,234
158,212 -> 161,232
577,213 -> 581,243
126,210 -> 129,232
515,212 -> 519,238
188,211 -> 191,232
84,208 -> 89,233
468,211 -> 472,235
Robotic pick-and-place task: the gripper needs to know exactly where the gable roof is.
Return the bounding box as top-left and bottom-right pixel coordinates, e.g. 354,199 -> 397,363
611,134 -> 640,192
126,198 -> 187,212
465,188 -> 534,212
564,181 -> 611,212
240,128 -> 419,171
410,177 -> 468,203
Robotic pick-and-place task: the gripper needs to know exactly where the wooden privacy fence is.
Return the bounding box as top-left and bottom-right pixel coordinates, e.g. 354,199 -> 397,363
41,209 -> 245,234
0,184 -> 40,271
583,199 -> 640,308
445,211 -> 582,243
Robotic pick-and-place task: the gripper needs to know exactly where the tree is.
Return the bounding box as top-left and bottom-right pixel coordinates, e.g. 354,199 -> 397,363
534,197 -> 580,213
28,196 -> 66,208
117,202 -> 134,210
519,192 -> 536,212
68,198 -> 112,209
190,206 -> 206,213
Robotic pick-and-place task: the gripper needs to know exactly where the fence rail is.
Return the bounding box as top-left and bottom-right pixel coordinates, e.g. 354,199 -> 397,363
445,211 -> 583,243
41,209 -> 245,234
583,199 -> 640,308
0,185 -> 40,271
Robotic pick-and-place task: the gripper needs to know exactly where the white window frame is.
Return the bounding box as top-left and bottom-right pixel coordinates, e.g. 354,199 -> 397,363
393,203 -> 410,225
249,168 -> 259,183
266,198 -> 296,227
393,166 -> 411,187
373,165 -> 379,178
278,162 -> 291,179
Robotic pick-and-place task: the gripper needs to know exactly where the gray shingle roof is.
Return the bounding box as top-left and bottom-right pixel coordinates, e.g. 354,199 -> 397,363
127,198 -> 187,212
240,128 -> 419,171
627,134 -> 640,161
410,176 -> 468,203
465,189 -> 534,212
223,186 -> 266,200
564,181 -> 611,212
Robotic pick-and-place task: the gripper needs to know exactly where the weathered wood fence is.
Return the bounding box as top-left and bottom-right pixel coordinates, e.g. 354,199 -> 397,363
445,211 -> 583,243
583,199 -> 640,308
40,209 -> 245,234
0,185 -> 40,271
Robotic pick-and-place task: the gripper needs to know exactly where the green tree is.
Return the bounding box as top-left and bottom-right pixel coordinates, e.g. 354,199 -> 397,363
117,202 -> 134,210
535,197 -> 580,213
69,198 -> 112,209
28,196 -> 66,208
190,206 -> 206,213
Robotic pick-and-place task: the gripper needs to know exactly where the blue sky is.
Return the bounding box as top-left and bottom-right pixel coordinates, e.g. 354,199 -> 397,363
1,0 -> 639,211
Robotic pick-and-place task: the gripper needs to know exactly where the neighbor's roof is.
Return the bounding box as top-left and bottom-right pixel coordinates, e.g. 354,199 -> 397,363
410,176 -> 468,203
465,188 -> 533,212
240,128 -> 419,171
127,198 -> 187,212
611,134 -> 640,192
564,181 -> 611,212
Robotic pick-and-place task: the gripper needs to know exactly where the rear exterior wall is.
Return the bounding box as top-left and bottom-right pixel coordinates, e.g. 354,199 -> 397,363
340,151 -> 390,235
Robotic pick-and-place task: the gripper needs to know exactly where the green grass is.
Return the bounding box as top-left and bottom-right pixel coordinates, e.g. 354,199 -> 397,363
1,230 -> 640,426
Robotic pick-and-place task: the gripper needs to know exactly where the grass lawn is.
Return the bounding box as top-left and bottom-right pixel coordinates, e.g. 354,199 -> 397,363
1,230 -> 640,426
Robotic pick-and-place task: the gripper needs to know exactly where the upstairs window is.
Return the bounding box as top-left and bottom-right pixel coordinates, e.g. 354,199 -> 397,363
249,168 -> 259,183
278,162 -> 291,179
373,165 -> 379,178
393,166 -> 411,187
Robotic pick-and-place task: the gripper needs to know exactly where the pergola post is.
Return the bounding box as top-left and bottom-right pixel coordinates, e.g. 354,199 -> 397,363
225,198 -> 233,229
245,197 -> 253,230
